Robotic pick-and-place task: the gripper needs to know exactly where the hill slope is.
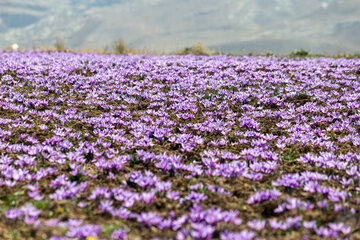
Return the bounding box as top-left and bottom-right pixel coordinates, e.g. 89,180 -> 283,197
0,0 -> 359,54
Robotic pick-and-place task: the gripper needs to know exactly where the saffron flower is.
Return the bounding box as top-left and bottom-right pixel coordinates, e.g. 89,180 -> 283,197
247,189 -> 281,204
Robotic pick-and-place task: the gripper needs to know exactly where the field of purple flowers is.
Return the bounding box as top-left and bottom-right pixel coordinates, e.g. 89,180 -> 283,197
0,51 -> 360,239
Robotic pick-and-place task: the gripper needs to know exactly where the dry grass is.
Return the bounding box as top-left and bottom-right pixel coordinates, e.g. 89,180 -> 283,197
2,39 -> 360,58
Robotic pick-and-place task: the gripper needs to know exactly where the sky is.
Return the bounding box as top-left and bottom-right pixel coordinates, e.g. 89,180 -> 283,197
0,0 -> 359,54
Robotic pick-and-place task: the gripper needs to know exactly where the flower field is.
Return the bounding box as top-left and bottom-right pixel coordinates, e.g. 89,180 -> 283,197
0,51 -> 360,239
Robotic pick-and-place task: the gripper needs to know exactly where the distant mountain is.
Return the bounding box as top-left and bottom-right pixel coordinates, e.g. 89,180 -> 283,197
0,0 -> 359,54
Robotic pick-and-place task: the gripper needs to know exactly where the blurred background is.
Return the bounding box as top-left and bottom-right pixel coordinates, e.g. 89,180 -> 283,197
0,0 -> 359,55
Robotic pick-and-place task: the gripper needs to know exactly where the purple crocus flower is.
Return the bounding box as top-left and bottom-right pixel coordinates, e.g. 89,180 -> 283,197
328,222 -> 352,235
315,226 -> 334,238
140,191 -> 156,203
303,220 -> 316,229
5,209 -> 24,219
317,200 -> 328,209
247,189 -> 281,204
204,207 -> 224,224
158,218 -> 172,229
167,191 -> 180,200
111,229 -> 128,240
111,207 -> 131,219
77,201 -> 88,208
172,214 -> 188,231
137,212 -> 163,226
247,219 -> 266,231
333,204 -> 343,212
88,186 -> 112,200
190,223 -> 215,240
269,219 -> 282,230
24,216 -> 40,226
185,191 -> 208,203
49,236 -> 72,240
220,230 -> 256,240
98,200 -> 114,212
66,224 -> 102,238
176,229 -> 189,240
67,218 -> 84,227
20,203 -> 41,218
44,219 -> 59,227
286,198 -> 301,210
28,191 -> 44,200
285,216 -> 301,230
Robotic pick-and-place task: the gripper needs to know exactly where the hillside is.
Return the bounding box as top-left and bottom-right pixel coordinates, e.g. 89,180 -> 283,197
0,0 -> 359,54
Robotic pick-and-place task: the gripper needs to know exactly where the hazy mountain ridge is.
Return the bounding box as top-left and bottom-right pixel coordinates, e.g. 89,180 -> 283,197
0,0 -> 359,54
